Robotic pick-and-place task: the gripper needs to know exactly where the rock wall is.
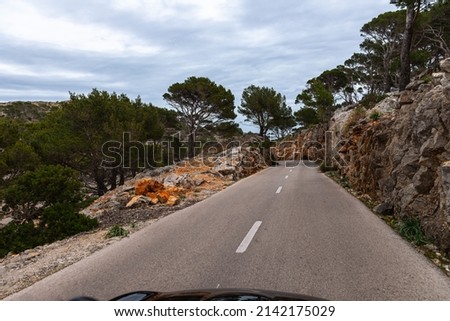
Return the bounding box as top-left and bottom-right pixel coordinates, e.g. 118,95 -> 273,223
284,58 -> 450,254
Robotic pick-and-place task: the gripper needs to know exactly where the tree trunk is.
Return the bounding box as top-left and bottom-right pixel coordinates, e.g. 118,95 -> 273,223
119,168 -> 125,186
94,169 -> 108,196
399,4 -> 416,91
383,53 -> 392,92
188,131 -> 195,159
383,70 -> 392,93
259,127 -> 264,138
109,168 -> 117,190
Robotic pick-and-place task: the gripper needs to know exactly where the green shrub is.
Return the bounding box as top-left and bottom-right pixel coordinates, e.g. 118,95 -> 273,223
369,111 -> 382,121
39,203 -> 98,242
320,163 -> 337,172
106,225 -> 129,238
0,222 -> 42,258
3,165 -> 82,221
421,75 -> 433,83
398,218 -> 428,246
0,204 -> 98,258
360,93 -> 388,109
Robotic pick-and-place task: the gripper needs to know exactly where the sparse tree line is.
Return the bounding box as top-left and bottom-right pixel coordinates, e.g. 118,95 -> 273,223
295,0 -> 449,128
1,0 -> 448,257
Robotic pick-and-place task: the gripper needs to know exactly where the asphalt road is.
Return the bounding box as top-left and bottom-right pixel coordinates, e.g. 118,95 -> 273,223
6,161 -> 450,300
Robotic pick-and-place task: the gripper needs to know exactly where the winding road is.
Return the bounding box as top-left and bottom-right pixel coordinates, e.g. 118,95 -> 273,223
6,161 -> 450,300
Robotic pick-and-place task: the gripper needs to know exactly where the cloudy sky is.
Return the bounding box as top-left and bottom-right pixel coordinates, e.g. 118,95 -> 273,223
0,0 -> 395,131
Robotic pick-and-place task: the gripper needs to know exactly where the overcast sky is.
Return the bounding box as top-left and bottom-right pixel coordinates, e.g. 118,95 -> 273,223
0,0 -> 395,131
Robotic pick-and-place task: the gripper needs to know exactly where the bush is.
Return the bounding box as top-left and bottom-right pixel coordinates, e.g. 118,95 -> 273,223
0,204 -> 98,258
3,165 -> 82,221
369,111 -> 382,121
0,222 -> 42,258
398,218 -> 428,246
360,93 -> 387,109
39,203 -> 98,242
106,225 -> 129,238
320,163 -> 337,172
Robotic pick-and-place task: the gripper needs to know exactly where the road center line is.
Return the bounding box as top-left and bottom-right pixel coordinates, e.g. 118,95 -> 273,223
276,186 -> 283,194
236,221 -> 262,254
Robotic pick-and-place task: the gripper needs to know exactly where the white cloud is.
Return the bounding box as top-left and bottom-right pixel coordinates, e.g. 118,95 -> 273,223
109,0 -> 242,23
0,63 -> 97,80
0,0 -> 161,56
0,88 -> 67,101
237,27 -> 279,48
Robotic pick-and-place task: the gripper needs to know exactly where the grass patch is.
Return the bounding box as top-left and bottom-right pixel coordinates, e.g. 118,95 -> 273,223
325,171 -> 351,189
319,163 -> 337,173
369,111 -> 382,121
106,225 -> 129,239
397,217 -> 428,246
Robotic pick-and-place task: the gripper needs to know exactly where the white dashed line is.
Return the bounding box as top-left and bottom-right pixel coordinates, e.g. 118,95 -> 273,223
285,175 -> 289,179
276,186 -> 283,194
290,169 -> 293,172
236,221 -> 262,253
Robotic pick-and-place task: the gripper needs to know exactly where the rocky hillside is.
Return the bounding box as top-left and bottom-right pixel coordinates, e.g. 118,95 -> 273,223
81,145 -> 266,227
277,58 -> 450,254
0,101 -> 60,121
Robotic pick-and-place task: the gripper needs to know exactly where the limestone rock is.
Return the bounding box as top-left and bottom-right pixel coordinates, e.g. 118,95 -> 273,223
371,96 -> 399,114
399,91 -> 414,106
406,80 -> 425,91
126,195 -> 151,208
433,72 -> 445,86
440,58 -> 450,73
214,163 -> 236,176
440,161 -> 450,224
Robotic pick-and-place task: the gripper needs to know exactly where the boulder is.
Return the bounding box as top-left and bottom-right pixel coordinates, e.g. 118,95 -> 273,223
146,193 -> 160,205
126,195 -> 152,208
156,190 -> 170,204
166,195 -> 180,207
164,173 -> 195,189
214,163 -> 236,176
440,58 -> 450,73
406,80 -> 425,91
399,91 -> 414,106
440,161 -> 450,224
373,202 -> 394,215
135,179 -> 164,195
163,173 -> 178,186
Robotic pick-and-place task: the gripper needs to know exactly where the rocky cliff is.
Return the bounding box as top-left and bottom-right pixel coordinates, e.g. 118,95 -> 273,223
281,58 -> 450,254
